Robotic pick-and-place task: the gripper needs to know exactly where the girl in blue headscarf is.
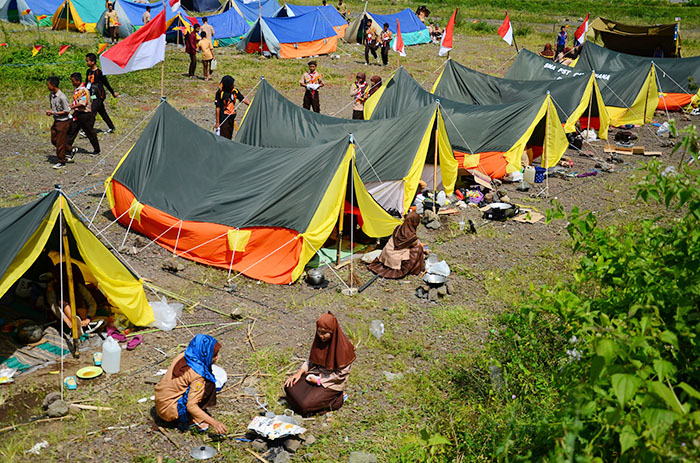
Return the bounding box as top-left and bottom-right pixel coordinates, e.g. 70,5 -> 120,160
155,334 -> 228,434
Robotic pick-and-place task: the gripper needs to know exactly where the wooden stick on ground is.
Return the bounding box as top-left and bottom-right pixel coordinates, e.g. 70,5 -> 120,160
158,426 -> 180,449
246,319 -> 257,352
69,404 -> 114,411
0,415 -> 74,433
246,448 -> 268,463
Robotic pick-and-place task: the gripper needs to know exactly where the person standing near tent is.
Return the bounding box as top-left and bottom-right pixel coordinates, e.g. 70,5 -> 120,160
380,22 -> 393,66
363,19 -> 379,65
214,75 -> 250,139
66,72 -> 100,156
300,60 -> 324,113
350,72 -> 368,119
142,6 -> 151,25
46,76 -> 73,169
199,31 -> 214,81
185,23 -> 201,79
105,2 -> 120,44
336,0 -> 348,21
200,17 -> 214,43
284,312 -> 355,416
155,334 -> 228,434
85,53 -> 118,134
556,26 -> 567,58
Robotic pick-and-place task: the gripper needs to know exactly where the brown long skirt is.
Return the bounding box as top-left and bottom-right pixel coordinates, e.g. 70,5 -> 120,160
368,245 -> 425,279
284,380 -> 344,416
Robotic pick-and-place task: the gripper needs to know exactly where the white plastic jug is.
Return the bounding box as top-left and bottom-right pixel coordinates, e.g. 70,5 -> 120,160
523,166 -> 536,185
102,336 -> 121,374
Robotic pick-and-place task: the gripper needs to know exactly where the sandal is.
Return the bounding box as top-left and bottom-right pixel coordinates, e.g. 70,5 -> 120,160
126,335 -> 143,351
107,326 -> 127,342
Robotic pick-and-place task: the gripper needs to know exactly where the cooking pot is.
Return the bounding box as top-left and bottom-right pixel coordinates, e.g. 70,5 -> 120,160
306,269 -> 326,287
483,202 -> 519,221
422,273 -> 447,286
17,323 -> 43,344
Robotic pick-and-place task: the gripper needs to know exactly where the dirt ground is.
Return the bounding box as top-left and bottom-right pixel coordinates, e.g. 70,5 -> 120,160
0,17 -> 696,463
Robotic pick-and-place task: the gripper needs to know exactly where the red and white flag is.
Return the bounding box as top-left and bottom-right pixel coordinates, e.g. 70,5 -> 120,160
439,8 -> 458,56
575,13 -> 589,45
169,0 -> 180,12
58,44 -> 70,56
100,11 -> 166,75
497,12 -> 513,46
392,19 -> 406,57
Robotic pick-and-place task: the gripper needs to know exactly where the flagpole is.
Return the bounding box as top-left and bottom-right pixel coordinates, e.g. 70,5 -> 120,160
511,21 -> 519,53
161,0 -> 166,98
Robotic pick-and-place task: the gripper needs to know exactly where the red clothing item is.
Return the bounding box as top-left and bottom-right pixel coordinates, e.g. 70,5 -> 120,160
185,31 -> 198,55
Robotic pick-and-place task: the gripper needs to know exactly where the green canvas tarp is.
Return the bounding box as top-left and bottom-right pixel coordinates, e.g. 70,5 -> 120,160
106,102 -> 399,284
590,17 -> 680,58
506,48 -> 658,125
364,67 -> 568,179
432,59 -> 609,136
0,190 -> 153,327
575,42 -> 700,110
237,78 -> 457,216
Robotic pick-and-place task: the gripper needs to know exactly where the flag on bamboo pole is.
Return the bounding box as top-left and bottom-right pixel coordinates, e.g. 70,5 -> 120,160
439,8 -> 458,56
59,45 -> 70,56
100,10 -> 166,75
32,45 -> 42,57
497,12 -> 513,45
170,0 -> 181,12
37,14 -> 48,20
392,19 -> 406,57
21,8 -> 31,15
98,43 -> 109,54
575,13 -> 589,45
0,43 -> 7,47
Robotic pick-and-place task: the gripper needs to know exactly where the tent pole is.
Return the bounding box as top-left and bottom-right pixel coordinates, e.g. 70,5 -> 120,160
643,68 -> 651,123
586,72 -> 593,137
160,0 -> 166,98
349,151 -> 354,290
60,196 -> 80,358
432,107 -> 439,214
336,150 -> 350,266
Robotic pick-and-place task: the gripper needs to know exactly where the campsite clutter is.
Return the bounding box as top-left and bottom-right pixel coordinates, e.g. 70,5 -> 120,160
1,1 -> 699,460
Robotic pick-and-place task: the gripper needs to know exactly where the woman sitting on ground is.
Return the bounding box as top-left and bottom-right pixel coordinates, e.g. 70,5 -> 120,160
47,264 -> 102,335
284,312 -> 355,415
155,334 -> 227,434
368,211 -> 427,279
539,43 -> 555,60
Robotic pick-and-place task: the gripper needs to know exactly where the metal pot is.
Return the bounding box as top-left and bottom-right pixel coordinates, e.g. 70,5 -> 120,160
422,273 -> 447,286
17,323 -> 43,344
306,269 -> 326,287
483,202 -> 519,221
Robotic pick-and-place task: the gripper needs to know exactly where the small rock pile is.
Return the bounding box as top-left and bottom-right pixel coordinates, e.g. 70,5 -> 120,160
415,282 -> 451,302
248,433 -> 316,462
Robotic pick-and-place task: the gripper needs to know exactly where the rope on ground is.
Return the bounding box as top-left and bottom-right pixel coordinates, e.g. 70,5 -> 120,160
303,239 -> 351,291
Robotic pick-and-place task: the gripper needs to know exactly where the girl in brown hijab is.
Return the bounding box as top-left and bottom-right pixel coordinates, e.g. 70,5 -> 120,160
368,75 -> 382,96
539,43 -> 555,60
368,211 -> 427,278
284,312 -> 355,415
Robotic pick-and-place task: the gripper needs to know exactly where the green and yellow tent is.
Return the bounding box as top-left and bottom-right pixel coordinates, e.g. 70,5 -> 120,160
432,59 -> 609,137
590,17 -> 680,58
0,190 -> 153,327
52,0 -> 103,32
576,42 -> 700,111
106,102 -> 408,284
237,79 -> 457,218
506,48 -> 658,126
365,67 -> 568,180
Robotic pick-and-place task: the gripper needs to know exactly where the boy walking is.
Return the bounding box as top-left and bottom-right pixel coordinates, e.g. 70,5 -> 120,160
85,53 -> 118,133
46,76 -> 73,169
380,22 -> 392,66
363,19 -> 379,65
66,72 -> 100,156
300,60 -> 324,113
200,17 -> 214,42
105,2 -> 120,44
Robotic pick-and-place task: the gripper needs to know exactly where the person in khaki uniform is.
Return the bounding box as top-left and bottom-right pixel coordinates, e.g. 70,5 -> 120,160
200,17 -> 214,43
45,76 -> 73,169
105,2 -> 120,43
155,335 -> 227,433
199,31 -> 214,81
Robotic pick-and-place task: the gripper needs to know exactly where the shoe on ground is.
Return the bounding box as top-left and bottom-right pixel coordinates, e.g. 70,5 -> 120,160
85,320 -> 104,334
105,128 -> 114,134
66,154 -> 75,163
71,147 -> 79,155
91,151 -> 101,156
52,162 -> 65,169
79,130 -> 87,138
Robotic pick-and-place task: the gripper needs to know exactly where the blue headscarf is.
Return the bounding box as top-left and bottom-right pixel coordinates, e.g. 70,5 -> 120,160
176,334 -> 219,430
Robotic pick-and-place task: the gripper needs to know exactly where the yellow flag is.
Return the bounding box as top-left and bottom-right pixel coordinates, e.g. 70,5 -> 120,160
32,45 -> 42,57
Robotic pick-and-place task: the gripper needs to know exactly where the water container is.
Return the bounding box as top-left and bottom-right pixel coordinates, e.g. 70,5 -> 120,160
102,336 -> 121,374
523,166 -> 536,184
369,320 -> 385,340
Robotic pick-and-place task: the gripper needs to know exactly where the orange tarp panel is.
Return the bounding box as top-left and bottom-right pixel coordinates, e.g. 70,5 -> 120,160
279,36 -> 338,59
658,92 -> 694,111
111,181 -> 302,284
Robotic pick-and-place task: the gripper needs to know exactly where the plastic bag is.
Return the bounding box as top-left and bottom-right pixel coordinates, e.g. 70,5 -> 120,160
149,297 -> 183,331
247,414 -> 306,440
211,59 -> 217,70
426,259 -> 450,277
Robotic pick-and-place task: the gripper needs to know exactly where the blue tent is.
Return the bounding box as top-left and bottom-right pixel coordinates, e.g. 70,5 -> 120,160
230,0 -> 278,24
344,7 -> 429,46
274,3 -> 346,36
203,6 -> 249,45
237,9 -> 337,58
97,0 -> 196,40
0,0 -> 62,25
